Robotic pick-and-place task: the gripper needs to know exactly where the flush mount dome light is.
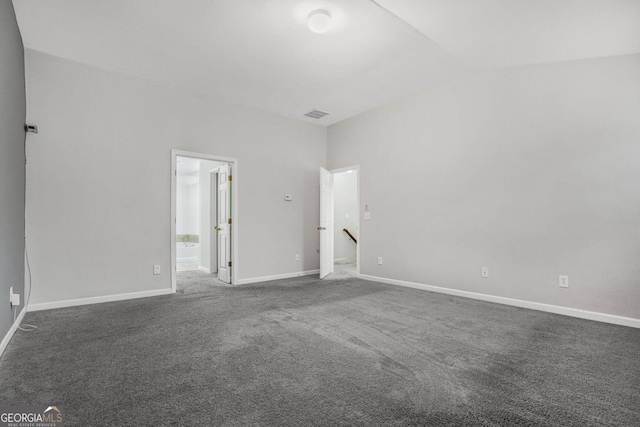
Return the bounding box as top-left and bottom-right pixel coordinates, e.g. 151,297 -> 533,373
308,9 -> 332,33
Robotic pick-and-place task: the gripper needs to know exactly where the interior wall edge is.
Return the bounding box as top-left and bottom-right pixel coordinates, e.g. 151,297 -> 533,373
0,0 -> 27,348
27,288 -> 173,313
237,269 -> 320,286
0,308 -> 27,361
359,274 -> 640,329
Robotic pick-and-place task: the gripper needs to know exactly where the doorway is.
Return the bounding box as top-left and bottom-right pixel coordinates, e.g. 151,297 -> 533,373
175,156 -> 213,273
319,166 -> 359,280
171,150 -> 238,292
332,167 -> 359,278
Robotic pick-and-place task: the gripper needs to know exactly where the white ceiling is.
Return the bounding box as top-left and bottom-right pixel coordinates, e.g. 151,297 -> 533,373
13,0 -> 640,126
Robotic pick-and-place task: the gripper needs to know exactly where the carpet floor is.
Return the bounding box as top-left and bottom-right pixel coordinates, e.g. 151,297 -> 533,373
1,272 -> 639,426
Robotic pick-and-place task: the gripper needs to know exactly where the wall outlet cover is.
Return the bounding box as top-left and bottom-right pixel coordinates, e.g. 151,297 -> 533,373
559,275 -> 569,288
153,265 -> 161,275
481,267 -> 489,278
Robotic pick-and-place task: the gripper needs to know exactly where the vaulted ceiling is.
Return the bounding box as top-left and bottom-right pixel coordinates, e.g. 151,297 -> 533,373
13,0 -> 640,125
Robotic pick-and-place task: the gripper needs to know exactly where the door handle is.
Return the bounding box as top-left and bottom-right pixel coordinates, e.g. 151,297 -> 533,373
215,226 -> 221,231
317,227 -> 326,230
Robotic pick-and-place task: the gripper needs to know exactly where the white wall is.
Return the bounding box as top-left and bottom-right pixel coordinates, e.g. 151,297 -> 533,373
25,50 -> 326,305
0,0 -> 26,340
333,171 -> 358,263
328,53 -> 640,319
176,177 -> 199,236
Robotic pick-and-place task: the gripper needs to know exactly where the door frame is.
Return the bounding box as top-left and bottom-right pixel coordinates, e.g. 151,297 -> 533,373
329,165 -> 360,276
171,150 -> 239,292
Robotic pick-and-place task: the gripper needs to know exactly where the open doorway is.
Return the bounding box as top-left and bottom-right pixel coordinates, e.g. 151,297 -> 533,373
332,168 -> 358,278
175,157 -> 214,272
319,166 -> 359,280
171,150 -> 238,292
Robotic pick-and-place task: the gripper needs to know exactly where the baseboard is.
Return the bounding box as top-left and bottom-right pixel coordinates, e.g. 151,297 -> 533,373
237,269 -> 320,285
28,288 -> 173,312
198,266 -> 211,273
359,274 -> 640,329
0,306 -> 27,359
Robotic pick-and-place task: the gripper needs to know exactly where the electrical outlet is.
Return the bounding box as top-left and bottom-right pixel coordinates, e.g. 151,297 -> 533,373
378,256 -> 383,265
481,267 -> 489,278
559,275 -> 569,288
9,287 -> 20,306
295,254 -> 300,261
153,265 -> 161,275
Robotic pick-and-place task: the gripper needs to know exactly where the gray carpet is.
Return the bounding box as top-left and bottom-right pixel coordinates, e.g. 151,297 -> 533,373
325,263 -> 358,280
1,272 -> 639,426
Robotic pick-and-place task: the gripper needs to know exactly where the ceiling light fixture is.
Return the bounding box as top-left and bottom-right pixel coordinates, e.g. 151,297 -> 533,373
307,9 -> 332,33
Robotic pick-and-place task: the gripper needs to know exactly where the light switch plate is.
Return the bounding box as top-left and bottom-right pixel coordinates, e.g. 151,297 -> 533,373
364,212 -> 371,220
284,195 -> 292,201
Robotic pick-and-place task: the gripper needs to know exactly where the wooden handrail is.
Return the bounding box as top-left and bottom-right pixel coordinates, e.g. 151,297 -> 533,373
343,228 -> 357,244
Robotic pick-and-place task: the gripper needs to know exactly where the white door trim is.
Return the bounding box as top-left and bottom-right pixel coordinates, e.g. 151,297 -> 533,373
171,150 -> 239,292
330,165 -> 360,276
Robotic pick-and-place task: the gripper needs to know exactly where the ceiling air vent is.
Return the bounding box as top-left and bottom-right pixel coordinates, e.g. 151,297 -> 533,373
304,109 -> 329,119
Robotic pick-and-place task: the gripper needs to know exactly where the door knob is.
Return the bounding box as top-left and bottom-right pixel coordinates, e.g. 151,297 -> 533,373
215,226 -> 221,231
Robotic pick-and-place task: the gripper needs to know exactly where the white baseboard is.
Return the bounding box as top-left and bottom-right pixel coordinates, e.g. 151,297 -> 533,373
237,269 -> 320,285
198,266 -> 211,274
359,274 -> 640,329
28,288 -> 173,312
0,306 -> 27,359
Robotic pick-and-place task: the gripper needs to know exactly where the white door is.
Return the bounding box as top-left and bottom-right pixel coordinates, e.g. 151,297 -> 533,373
217,164 -> 232,283
210,171 -> 218,274
319,167 -> 334,278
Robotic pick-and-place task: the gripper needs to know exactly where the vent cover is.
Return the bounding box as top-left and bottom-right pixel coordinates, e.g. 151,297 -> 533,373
304,109 -> 329,119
